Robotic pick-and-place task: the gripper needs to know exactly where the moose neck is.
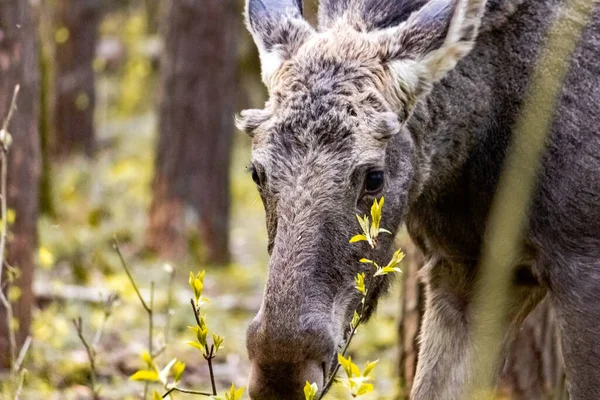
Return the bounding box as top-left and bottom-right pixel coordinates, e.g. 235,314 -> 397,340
400,0 -> 558,258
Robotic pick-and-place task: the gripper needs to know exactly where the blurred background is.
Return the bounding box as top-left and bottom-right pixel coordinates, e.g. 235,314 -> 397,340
0,0 -> 565,399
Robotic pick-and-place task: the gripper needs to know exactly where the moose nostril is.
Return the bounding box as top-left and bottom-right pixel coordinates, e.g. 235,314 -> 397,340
248,360 -> 325,400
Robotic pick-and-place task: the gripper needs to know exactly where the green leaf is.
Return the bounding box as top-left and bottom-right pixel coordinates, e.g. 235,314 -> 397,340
186,341 -> 207,356
374,248 -> 405,276
173,361 -> 186,382
153,391 -> 163,400
141,350 -> 153,366
351,310 -> 361,329
338,354 -> 353,378
356,382 -> 374,396
225,383 -> 245,400
304,381 -> 319,400
373,265 -> 402,276
354,273 -> 366,295
213,333 -> 225,353
363,360 -> 379,377
349,234 -> 368,243
158,358 -> 177,384
130,369 -> 159,382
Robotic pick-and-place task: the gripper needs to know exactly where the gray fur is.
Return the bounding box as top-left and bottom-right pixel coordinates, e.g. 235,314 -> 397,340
240,0 -> 600,399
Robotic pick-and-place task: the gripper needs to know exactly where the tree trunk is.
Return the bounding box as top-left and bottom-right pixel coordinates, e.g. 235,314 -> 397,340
398,241 -> 426,399
499,299 -> 565,399
53,0 -> 100,158
398,243 -> 564,399
147,0 -> 237,264
0,0 -> 41,368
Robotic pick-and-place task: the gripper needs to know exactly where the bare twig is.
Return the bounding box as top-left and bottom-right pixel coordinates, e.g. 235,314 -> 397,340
113,238 -> 155,400
113,238 -> 150,313
93,292 -> 119,348
161,386 -> 213,398
13,369 -> 27,400
1,84 -> 19,134
13,336 -> 32,373
0,85 -> 19,372
73,317 -> 100,400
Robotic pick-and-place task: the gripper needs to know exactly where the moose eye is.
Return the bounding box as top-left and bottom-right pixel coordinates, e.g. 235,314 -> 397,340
249,164 -> 261,186
364,170 -> 385,194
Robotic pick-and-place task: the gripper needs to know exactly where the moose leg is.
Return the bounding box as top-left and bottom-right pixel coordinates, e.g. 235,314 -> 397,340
410,258 -> 476,400
411,258 -> 546,400
547,258 -> 600,400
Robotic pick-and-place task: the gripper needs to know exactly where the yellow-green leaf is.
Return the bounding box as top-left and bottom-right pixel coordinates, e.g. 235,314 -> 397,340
356,382 -> 374,396
213,333 -> 224,353
186,341 -> 206,353
351,310 -> 361,329
349,234 -> 368,243
158,358 -> 177,384
354,273 -> 366,295
304,381 -> 318,400
130,369 -> 159,382
225,383 -> 245,400
141,351 -> 154,367
363,360 -> 379,377
173,361 -> 186,382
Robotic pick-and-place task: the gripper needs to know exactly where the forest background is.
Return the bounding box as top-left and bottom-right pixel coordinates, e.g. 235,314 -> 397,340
0,0 -> 565,399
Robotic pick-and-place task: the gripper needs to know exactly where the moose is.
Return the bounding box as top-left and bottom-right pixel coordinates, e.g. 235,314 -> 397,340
236,0 -> 600,398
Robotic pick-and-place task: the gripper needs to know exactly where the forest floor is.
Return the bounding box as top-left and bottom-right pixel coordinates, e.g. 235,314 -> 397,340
18,108 -> 404,399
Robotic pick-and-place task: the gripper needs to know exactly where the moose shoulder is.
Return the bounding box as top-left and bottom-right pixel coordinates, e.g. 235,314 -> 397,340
237,0 -> 600,399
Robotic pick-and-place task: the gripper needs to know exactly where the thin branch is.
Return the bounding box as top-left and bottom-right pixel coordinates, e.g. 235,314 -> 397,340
72,317 -> 99,400
1,84 -> 20,133
114,238 -> 156,400
93,292 -> 118,348
205,346 -> 217,396
190,299 -> 218,396
13,335 -> 32,372
113,238 -> 151,313
0,85 -> 19,371
164,265 -> 175,344
162,386 -> 213,398
13,369 -> 27,400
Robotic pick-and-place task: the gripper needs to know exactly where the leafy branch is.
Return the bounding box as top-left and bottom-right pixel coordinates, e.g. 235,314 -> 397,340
317,197 -> 404,399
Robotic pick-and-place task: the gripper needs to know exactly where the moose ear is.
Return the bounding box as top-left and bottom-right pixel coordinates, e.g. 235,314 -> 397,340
376,0 -> 486,88
246,0 -> 314,88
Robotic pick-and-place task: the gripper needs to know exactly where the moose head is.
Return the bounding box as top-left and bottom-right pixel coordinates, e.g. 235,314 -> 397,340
237,0 -> 487,398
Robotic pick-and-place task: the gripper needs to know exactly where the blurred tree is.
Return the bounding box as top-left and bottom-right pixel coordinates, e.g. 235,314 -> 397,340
53,0 -> 101,158
144,0 -> 161,35
398,242 -> 425,397
147,0 -> 238,264
0,0 -> 41,368
398,246 -> 564,399
499,300 -> 565,399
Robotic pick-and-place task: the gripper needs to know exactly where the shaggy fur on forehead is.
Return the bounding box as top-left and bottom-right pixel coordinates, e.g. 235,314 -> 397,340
241,26 -> 405,153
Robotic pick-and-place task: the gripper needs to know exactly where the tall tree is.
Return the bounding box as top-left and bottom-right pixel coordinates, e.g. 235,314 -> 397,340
398,245 -> 564,399
147,0 -> 238,263
53,0 -> 101,157
0,0 -> 41,368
